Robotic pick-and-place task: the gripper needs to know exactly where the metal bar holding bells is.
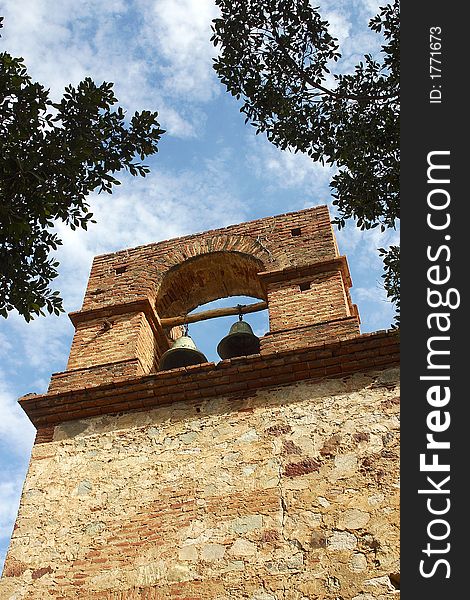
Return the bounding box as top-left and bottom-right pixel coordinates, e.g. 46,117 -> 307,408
160,301 -> 268,328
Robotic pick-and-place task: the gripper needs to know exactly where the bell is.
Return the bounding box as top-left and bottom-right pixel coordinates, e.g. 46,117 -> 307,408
159,335 -> 208,371
217,319 -> 260,360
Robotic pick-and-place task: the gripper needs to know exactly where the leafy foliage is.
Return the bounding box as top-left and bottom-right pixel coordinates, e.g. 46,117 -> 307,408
379,244 -> 399,327
0,17 -> 165,321
211,0 -> 400,324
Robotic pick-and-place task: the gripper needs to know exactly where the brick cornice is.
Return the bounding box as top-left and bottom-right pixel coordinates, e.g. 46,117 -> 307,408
258,256 -> 352,288
69,298 -> 170,352
19,330 -> 399,430
70,298 -> 157,327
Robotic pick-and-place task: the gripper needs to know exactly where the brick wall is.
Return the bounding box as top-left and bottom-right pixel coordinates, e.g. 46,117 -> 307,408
49,359 -> 143,394
49,207 -> 358,394
80,206 -> 339,314
67,312 -> 146,371
260,317 -> 361,355
267,271 -> 351,331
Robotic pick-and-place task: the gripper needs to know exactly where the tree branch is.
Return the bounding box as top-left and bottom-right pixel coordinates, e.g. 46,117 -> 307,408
266,20 -> 397,102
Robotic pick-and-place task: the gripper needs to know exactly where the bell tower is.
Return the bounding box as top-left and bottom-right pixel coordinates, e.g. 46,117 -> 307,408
1,206 -> 400,599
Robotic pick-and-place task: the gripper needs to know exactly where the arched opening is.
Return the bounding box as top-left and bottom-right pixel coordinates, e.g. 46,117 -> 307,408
186,295 -> 269,363
155,251 -> 269,368
155,251 -> 266,319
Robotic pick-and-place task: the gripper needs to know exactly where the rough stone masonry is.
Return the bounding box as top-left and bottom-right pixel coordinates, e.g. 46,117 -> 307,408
0,207 -> 400,599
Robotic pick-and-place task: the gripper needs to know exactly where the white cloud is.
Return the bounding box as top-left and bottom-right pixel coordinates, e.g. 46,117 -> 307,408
323,10 -> 352,46
335,222 -> 399,297
0,372 -> 36,457
0,371 -> 35,569
0,480 -> 21,537
4,312 -> 72,376
356,0 -> 384,18
353,282 -> 395,331
52,155 -> 248,263
246,135 -> 334,196
334,223 -> 398,332
354,285 -> 389,303
140,0 -> 220,103
310,0 -> 385,79
2,1 -> 129,91
0,333 -> 13,359
0,477 -> 22,542
1,0 -> 214,138
335,220 -> 399,258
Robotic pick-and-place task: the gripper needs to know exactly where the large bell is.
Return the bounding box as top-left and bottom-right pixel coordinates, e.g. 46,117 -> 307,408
217,319 -> 260,360
159,335 -> 208,371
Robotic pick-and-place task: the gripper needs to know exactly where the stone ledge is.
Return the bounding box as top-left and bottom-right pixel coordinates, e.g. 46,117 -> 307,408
20,329 -> 399,431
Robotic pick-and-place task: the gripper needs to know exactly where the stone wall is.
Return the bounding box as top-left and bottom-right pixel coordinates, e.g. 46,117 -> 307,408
1,207 -> 398,599
1,367 -> 400,600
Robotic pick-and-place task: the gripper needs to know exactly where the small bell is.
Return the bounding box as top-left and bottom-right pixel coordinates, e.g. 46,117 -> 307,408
217,311 -> 260,360
159,332 -> 207,371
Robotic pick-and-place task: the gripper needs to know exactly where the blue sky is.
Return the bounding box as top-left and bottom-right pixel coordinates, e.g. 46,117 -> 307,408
0,0 -> 398,569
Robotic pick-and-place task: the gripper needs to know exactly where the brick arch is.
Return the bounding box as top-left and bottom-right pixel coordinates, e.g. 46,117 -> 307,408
155,250 -> 267,318
160,234 -> 271,271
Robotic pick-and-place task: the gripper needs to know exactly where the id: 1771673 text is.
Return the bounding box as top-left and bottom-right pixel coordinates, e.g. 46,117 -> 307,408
429,26 -> 442,104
